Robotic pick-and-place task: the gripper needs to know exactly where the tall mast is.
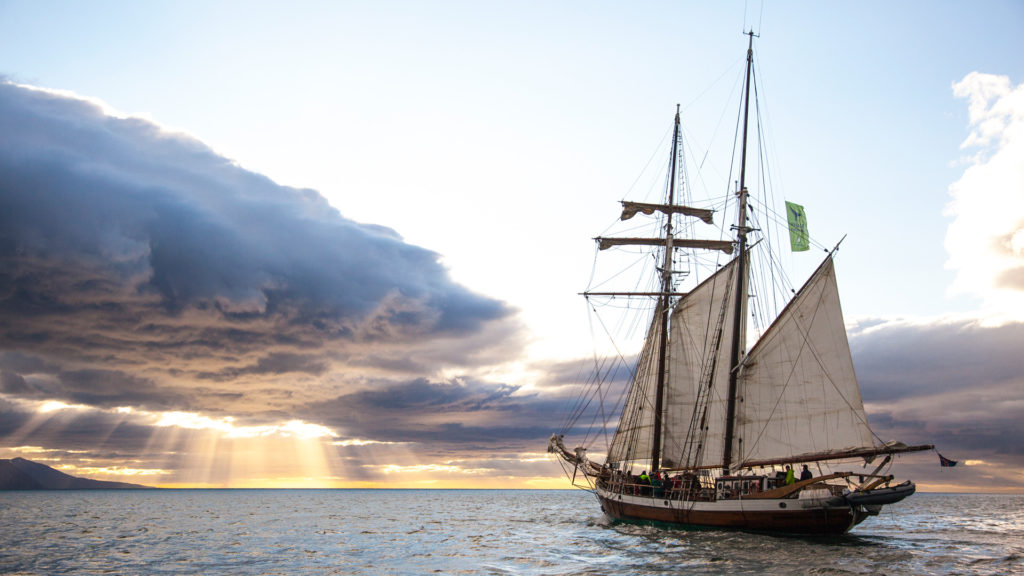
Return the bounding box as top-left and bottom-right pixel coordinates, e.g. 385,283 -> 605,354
723,32 -> 755,474
650,104 -> 681,472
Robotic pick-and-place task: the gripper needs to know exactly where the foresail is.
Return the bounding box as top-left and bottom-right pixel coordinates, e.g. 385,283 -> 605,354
735,257 -> 876,468
662,257 -> 744,469
606,305 -> 664,468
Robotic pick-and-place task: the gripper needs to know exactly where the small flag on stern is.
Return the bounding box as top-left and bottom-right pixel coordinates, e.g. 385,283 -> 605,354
785,201 -> 809,252
938,452 -> 958,467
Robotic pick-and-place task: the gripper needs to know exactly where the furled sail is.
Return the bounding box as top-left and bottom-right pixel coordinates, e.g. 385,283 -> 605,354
605,304 -> 665,468
619,201 -> 715,225
734,256 -> 876,468
661,257 -> 746,469
597,237 -> 734,254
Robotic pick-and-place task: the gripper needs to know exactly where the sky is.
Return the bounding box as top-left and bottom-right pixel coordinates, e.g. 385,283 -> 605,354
0,0 -> 1022,492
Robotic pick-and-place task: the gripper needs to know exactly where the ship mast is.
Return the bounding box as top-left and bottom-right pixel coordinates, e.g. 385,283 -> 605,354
650,104 -> 682,472
722,31 -> 755,475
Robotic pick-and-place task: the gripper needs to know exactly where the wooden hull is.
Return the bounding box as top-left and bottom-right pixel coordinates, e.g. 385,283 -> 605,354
596,487 -> 866,535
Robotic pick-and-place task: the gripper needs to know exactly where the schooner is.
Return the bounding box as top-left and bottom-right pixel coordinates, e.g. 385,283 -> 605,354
548,33 -> 932,534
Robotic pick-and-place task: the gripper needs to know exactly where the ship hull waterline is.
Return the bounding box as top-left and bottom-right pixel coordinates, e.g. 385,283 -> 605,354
595,487 -> 871,535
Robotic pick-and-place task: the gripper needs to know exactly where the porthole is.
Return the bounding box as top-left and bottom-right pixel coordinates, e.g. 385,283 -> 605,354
779,502 -> 787,509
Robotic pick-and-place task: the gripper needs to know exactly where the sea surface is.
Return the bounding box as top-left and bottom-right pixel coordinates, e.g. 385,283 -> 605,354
1,490 -> 1021,575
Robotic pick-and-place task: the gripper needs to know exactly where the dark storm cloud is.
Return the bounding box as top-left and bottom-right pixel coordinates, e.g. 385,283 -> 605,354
0,351 -> 60,374
0,81 -> 507,334
55,368 -> 184,409
850,318 -> 1024,477
0,371 -> 32,394
0,80 -> 519,421
307,376 -> 570,453
851,320 -> 1024,402
193,352 -> 331,382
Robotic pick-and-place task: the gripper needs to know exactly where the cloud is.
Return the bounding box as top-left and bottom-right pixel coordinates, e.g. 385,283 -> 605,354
0,80 -> 555,484
850,318 -> 1024,465
0,80 -> 520,417
946,73 -> 1024,322
849,318 -> 1024,404
832,73 -> 1024,493
847,72 -> 1024,492
0,396 -> 156,455
2,69 -> 1021,492
305,376 -> 568,453
1,81 -> 511,333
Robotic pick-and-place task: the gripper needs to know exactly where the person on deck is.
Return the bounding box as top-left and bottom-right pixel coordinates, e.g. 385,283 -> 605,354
651,472 -> 664,498
784,465 -> 795,485
800,465 -> 812,481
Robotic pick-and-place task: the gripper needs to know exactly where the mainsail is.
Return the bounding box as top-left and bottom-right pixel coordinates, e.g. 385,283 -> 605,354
661,257 -> 744,469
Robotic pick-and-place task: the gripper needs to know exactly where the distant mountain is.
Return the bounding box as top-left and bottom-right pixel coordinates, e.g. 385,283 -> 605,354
0,458 -> 155,490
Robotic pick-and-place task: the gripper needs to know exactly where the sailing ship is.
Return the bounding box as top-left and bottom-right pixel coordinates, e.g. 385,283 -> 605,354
548,33 -> 932,534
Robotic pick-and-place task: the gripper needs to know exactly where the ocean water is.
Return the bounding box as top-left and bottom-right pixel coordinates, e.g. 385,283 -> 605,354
0,490 -> 1021,575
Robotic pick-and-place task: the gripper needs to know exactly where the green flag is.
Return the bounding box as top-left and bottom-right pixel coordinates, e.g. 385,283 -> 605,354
785,201 -> 809,252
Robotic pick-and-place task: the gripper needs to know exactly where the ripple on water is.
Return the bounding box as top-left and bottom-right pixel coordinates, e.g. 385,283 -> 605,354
1,491 -> 1022,575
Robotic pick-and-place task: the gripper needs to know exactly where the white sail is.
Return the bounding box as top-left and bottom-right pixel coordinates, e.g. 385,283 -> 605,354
662,257 -> 745,469
734,256 -> 876,467
605,306 -> 664,468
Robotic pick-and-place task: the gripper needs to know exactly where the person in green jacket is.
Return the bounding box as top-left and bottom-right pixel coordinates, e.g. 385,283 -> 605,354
784,465 -> 795,485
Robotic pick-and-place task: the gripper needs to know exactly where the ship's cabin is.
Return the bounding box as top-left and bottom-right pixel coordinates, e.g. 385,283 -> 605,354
715,475 -> 778,499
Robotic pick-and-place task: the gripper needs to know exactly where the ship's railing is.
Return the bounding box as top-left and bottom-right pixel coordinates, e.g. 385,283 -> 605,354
597,474 -> 715,502
598,469 -> 899,502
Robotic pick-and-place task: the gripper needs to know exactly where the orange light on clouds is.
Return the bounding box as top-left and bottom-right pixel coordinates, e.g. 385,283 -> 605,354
37,400 -> 90,413
5,396 -> 573,489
